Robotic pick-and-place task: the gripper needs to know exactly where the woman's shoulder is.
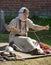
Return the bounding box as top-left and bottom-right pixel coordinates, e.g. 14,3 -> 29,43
27,18 -> 33,23
14,17 -> 19,21
12,17 -> 19,22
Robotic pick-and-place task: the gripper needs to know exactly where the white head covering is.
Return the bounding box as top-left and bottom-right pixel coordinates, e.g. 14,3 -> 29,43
18,7 -> 29,21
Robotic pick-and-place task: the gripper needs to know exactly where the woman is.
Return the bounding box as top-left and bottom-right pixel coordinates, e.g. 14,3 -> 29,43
8,7 -> 49,54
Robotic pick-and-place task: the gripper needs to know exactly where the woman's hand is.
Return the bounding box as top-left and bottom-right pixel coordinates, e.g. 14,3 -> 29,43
6,25 -> 11,32
34,25 -> 49,31
11,26 -> 20,32
44,25 -> 49,30
11,26 -> 17,31
7,26 -> 20,32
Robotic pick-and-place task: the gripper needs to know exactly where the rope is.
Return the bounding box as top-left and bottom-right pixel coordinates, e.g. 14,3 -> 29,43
28,30 -> 41,42
33,31 -> 40,42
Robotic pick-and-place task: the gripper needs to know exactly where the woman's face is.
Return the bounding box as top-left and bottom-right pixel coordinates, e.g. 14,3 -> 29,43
23,11 -> 29,20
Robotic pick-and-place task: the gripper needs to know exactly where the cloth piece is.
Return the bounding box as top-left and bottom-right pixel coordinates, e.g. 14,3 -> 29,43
39,42 -> 51,53
14,36 -> 44,53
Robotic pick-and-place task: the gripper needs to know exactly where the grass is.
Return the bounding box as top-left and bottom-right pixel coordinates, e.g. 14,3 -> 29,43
28,31 -> 51,46
0,34 -> 9,42
0,57 -> 51,65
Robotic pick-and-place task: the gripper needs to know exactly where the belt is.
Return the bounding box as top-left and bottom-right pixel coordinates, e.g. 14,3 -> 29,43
15,34 -> 26,36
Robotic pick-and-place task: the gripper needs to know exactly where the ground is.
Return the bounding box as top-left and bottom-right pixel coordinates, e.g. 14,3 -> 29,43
0,57 -> 51,65
0,43 -> 51,65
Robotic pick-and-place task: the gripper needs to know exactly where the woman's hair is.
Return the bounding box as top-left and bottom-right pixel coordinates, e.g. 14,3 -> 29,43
23,8 -> 29,13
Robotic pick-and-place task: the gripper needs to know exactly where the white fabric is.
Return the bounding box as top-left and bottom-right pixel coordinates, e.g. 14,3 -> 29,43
18,14 -> 24,21
19,7 -> 27,13
14,36 -> 44,53
18,7 -> 29,21
5,46 -> 14,52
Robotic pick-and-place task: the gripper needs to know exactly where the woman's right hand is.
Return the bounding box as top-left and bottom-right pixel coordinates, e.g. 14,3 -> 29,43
11,26 -> 17,31
11,26 -> 20,32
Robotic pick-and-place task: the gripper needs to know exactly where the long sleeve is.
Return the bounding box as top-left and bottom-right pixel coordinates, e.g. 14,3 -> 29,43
27,18 -> 45,31
8,18 -> 17,27
8,18 -> 18,33
27,19 -> 39,31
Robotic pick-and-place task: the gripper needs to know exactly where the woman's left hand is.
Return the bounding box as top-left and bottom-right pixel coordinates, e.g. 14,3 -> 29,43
44,25 -> 49,30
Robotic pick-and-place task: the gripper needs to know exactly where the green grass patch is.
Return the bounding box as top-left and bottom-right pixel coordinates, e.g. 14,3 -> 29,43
28,31 -> 51,46
0,34 -> 9,42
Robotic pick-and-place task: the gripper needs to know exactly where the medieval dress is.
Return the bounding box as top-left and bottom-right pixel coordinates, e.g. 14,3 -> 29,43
8,17 -> 44,53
